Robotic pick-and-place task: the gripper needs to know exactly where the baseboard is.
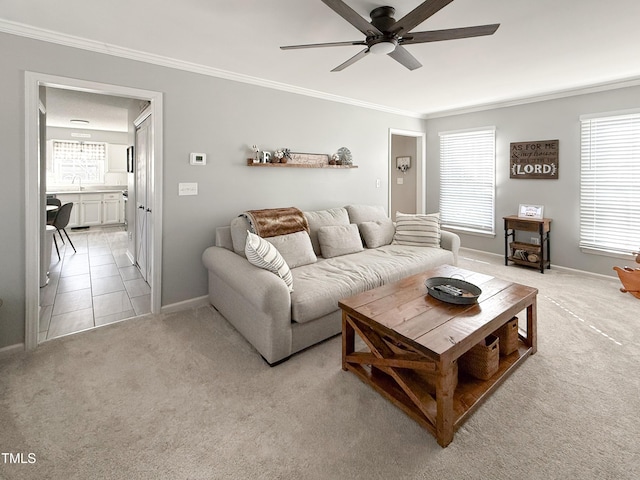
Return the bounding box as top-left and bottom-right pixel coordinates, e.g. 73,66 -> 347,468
0,343 -> 25,359
459,247 -> 617,281
161,295 -> 210,314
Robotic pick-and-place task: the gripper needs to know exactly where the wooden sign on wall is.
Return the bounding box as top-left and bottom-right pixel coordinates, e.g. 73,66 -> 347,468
510,139 -> 559,179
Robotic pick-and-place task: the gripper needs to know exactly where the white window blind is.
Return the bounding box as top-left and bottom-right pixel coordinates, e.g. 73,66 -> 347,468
439,128 -> 496,234
580,111 -> 640,256
51,140 -> 106,185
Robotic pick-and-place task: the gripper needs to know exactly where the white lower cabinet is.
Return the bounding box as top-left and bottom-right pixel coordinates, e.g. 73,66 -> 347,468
52,191 -> 124,227
54,194 -> 81,228
81,195 -> 103,226
102,193 -> 122,224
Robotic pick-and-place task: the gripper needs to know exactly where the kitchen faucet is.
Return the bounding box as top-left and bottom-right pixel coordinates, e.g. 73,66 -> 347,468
71,174 -> 83,191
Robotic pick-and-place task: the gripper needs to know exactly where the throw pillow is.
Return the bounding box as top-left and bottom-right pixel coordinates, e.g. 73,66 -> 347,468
317,224 -> 364,258
359,220 -> 396,248
245,231 -> 293,292
266,230 -> 317,268
345,204 -> 394,248
393,212 -> 441,247
303,207 -> 350,256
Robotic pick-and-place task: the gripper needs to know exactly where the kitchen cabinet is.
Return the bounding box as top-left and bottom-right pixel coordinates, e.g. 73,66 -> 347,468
50,191 -> 125,227
55,193 -> 81,227
108,144 -> 128,172
80,194 -> 103,226
102,192 -> 122,224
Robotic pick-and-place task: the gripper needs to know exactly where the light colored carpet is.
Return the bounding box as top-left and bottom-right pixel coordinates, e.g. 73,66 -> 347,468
1,250 -> 639,479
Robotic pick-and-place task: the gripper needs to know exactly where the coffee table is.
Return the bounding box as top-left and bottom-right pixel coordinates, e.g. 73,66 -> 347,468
339,264 -> 537,447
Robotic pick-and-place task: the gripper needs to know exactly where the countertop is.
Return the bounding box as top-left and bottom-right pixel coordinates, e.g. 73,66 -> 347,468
47,189 -> 126,194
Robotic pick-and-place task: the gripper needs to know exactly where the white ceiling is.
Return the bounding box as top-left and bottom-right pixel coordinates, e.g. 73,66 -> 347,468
4,0 -> 640,116
46,88 -> 135,132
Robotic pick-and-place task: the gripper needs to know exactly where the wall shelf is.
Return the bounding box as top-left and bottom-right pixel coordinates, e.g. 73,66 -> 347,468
246,161 -> 357,169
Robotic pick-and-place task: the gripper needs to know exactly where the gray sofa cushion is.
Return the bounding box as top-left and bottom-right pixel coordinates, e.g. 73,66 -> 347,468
303,207 -> 350,256
230,216 -> 251,257
266,231 -> 317,268
358,220 -> 395,248
346,204 -> 394,247
345,204 -> 388,224
317,224 -> 364,258
290,244 -> 454,323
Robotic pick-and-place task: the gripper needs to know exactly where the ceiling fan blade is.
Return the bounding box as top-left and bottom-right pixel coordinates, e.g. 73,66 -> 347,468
331,48 -> 370,72
391,0 -> 454,35
281,40 -> 366,50
388,45 -> 422,71
401,24 -> 500,44
321,0 -> 382,36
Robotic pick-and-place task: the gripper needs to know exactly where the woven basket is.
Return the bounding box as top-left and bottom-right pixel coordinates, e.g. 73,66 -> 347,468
494,316 -> 519,356
458,335 -> 499,380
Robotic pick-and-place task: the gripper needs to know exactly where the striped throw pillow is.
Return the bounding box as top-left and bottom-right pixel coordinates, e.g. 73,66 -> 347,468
245,231 -> 293,292
393,212 -> 441,247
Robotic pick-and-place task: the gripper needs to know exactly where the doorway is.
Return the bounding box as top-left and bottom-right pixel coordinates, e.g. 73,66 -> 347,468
388,129 -> 426,219
24,73 -> 164,350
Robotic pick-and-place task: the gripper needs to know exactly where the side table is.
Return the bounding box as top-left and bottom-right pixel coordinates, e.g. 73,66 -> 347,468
504,215 -> 552,273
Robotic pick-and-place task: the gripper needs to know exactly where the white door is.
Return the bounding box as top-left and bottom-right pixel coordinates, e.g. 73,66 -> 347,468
135,110 -> 152,283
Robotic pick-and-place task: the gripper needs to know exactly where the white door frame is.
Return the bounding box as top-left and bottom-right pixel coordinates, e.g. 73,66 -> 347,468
24,72 -> 164,350
388,128 -> 426,215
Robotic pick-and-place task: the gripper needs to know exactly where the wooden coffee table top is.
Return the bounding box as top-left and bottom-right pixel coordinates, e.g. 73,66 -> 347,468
339,264 -> 538,363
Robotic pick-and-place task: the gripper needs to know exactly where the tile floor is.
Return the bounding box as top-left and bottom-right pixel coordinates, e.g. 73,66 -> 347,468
39,225 -> 150,342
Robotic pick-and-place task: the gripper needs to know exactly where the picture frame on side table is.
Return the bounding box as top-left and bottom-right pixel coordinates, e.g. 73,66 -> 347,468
518,204 -> 544,219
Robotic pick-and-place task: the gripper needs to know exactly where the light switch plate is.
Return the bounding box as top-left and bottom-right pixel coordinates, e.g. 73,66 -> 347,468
190,153 -> 206,165
179,182 -> 198,196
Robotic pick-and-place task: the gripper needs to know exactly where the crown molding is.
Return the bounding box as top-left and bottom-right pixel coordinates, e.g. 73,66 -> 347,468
424,76 -> 640,119
0,19 -> 424,119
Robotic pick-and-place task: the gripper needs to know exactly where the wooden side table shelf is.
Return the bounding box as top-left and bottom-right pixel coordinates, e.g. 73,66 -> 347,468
503,215 -> 552,273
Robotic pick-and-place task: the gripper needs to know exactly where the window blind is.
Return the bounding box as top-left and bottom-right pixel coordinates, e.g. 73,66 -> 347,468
52,140 -> 106,184
580,112 -> 640,256
439,128 -> 495,234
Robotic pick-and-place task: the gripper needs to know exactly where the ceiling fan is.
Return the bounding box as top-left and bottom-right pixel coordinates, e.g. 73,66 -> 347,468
280,0 -> 499,72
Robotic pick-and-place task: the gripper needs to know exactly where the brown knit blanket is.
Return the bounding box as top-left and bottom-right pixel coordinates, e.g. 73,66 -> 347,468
242,207 -> 309,238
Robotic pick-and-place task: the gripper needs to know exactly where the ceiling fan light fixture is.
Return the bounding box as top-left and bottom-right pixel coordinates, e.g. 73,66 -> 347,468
369,40 -> 397,55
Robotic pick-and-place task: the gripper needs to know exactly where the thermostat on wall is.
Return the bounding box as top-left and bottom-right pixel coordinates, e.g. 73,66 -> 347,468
190,152 -> 207,165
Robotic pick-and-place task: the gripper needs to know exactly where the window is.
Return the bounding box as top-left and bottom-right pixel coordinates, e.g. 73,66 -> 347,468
50,140 -> 106,185
580,111 -> 640,257
439,127 -> 496,235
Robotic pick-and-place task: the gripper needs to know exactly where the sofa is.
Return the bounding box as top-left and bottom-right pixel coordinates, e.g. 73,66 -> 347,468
202,205 -> 460,365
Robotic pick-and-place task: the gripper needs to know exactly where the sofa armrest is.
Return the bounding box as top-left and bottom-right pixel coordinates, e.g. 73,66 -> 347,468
202,246 -> 291,316
440,230 -> 461,265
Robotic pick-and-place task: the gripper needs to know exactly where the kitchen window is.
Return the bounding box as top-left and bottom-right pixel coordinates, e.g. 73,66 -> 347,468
50,140 -> 106,185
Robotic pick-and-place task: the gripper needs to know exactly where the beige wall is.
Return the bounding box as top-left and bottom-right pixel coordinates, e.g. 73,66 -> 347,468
425,84 -> 640,276
0,32 -> 424,349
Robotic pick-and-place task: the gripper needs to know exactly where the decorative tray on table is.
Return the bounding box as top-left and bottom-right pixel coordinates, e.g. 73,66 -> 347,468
425,277 -> 482,305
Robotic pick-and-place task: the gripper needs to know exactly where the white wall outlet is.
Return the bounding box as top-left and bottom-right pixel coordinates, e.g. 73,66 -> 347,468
397,177 -> 404,185
190,153 -> 206,165
178,182 -> 198,196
